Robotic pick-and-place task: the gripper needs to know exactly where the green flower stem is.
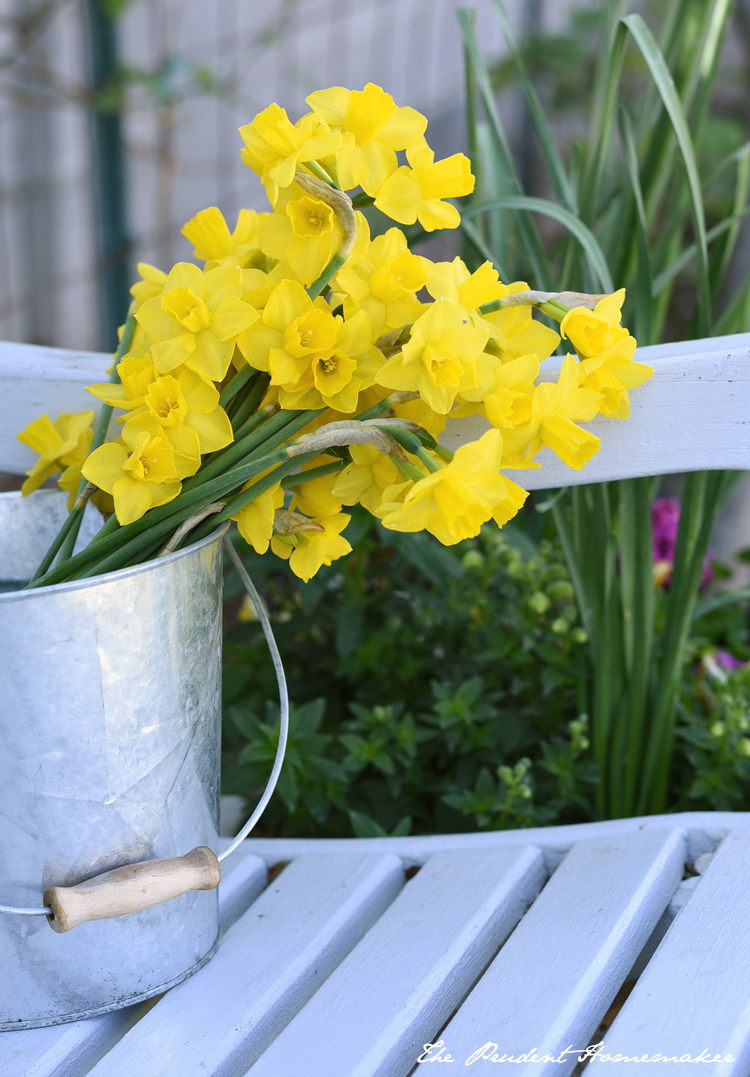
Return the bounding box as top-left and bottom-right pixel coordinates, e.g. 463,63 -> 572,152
385,426 -> 442,473
91,512 -> 120,544
393,458 -> 424,484
232,406 -> 272,443
183,404 -> 317,494
432,443 -> 454,463
295,173 -> 357,300
308,254 -> 346,301
351,192 -> 375,208
230,372 -> 271,432
29,311 -> 136,581
538,300 -> 569,322
74,446 -> 297,581
26,488 -> 94,585
219,364 -> 255,409
305,160 -> 339,189
187,453 -> 320,548
29,421 -> 315,589
415,446 -> 442,473
281,461 -> 343,488
356,396 -> 400,421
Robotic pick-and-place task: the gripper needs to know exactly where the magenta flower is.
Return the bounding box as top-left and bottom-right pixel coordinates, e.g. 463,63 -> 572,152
652,498 -> 680,562
651,497 -> 713,589
715,649 -> 744,672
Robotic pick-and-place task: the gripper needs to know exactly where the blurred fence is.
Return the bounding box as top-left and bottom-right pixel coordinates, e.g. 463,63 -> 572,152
0,0 -> 584,352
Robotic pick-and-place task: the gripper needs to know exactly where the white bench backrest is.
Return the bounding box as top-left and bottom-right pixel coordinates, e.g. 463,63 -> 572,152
2,332 -> 749,485
444,331 -> 750,489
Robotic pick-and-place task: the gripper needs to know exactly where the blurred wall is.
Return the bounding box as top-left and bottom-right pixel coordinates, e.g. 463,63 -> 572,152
0,0 -> 582,351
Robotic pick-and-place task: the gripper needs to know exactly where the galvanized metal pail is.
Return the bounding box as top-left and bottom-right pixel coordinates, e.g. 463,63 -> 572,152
0,490 -> 225,1029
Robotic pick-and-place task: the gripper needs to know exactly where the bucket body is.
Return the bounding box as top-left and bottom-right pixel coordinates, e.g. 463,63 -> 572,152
0,491 -> 224,1029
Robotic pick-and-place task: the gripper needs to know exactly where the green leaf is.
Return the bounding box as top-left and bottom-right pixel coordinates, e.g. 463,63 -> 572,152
652,210 -> 750,297
579,19 -> 627,226
457,8 -> 552,288
460,216 -> 509,283
489,0 -> 576,212
349,810 -> 389,838
618,108 -> 652,344
622,13 -> 711,337
692,587 -> 750,622
383,528 -> 465,589
463,196 -> 614,293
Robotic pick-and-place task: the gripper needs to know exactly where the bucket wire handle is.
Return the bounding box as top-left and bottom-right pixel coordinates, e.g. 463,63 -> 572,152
0,533 -> 288,917
218,535 -> 289,863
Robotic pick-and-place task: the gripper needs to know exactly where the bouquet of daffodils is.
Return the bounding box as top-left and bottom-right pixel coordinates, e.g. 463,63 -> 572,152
19,83 -> 653,589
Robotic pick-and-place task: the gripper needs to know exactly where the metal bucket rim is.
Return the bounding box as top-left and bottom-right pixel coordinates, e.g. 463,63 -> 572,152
0,490 -> 228,602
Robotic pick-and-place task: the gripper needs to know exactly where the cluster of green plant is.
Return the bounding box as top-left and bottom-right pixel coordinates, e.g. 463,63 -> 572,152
219,0 -> 750,834
222,506 -> 750,836
451,0 -> 750,817
222,508 -> 601,837
672,596 -> 750,810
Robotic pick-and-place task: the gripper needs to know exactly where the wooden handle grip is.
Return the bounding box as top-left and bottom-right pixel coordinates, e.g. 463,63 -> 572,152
44,847 -> 221,933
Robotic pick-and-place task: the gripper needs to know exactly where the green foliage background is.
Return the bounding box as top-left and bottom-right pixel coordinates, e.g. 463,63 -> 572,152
222,507 -> 750,837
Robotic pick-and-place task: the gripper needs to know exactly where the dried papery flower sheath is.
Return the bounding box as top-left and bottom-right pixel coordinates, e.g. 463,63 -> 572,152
18,82 -> 652,588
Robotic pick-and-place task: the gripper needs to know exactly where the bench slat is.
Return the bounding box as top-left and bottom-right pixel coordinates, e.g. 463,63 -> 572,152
431,827 -> 686,1073
248,845 -> 545,1077
86,853 -> 404,1077
442,334 -> 750,488
0,849 -> 267,1077
603,829 -> 750,1073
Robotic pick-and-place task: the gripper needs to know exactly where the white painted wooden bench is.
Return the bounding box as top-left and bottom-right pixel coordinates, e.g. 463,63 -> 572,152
1,333 -> 750,1074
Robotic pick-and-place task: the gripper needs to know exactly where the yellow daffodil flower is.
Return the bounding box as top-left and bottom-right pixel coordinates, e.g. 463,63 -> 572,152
130,263 -> 168,311
271,513 -> 352,581
375,298 -> 488,413
578,334 -> 652,419
57,447 -> 115,516
481,283 -> 560,364
334,227 -> 427,338
239,104 -> 342,205
233,482 -> 285,554
391,396 -> 447,438
379,428 -> 527,543
258,182 -> 343,286
504,355 -> 604,470
135,262 -> 259,382
289,457 -> 343,517
82,417 -> 181,525
374,143 -> 474,231
455,352 -> 539,430
87,354 -> 156,412
306,83 -> 427,196
17,410 -> 95,495
333,444 -> 401,512
560,289 -> 629,357
115,368 -> 233,478
238,279 -> 383,412
181,206 -> 267,269
425,258 -> 506,313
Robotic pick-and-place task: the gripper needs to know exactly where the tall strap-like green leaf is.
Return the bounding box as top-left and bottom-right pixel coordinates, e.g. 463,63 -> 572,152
463,196 -> 614,293
651,208 -> 750,297
489,0 -> 576,212
457,8 -> 552,289
460,215 -> 510,282
623,13 -> 711,337
618,108 -> 653,344
579,20 -> 627,226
